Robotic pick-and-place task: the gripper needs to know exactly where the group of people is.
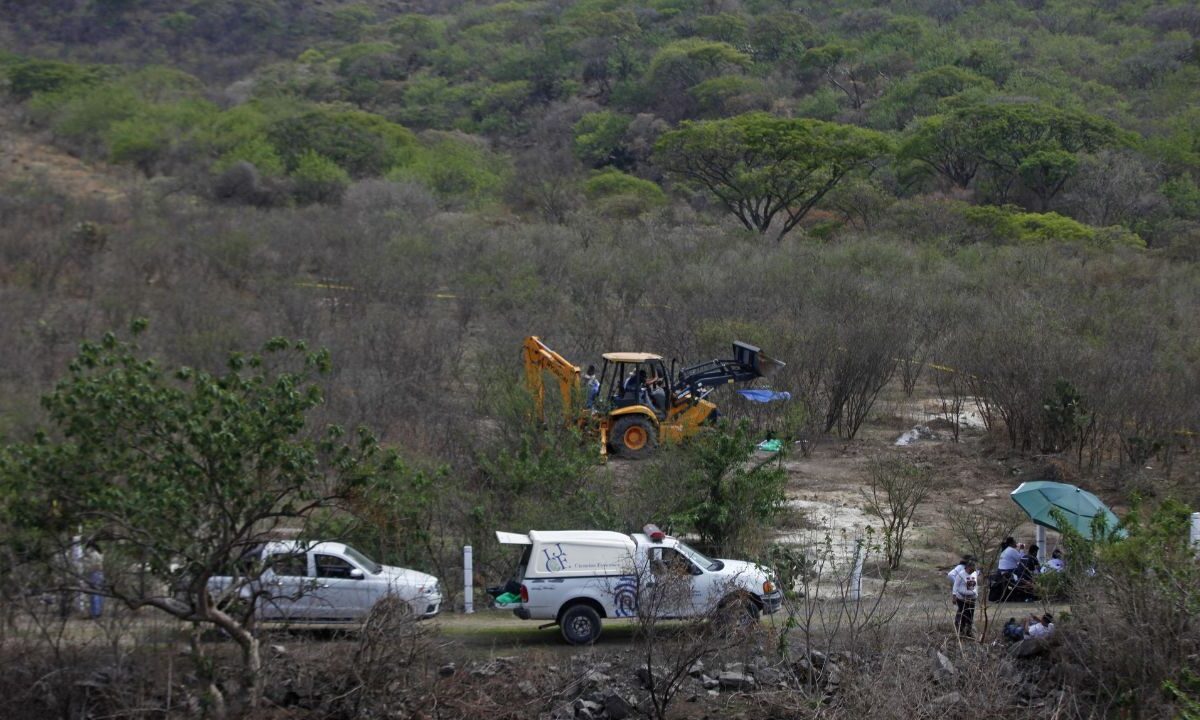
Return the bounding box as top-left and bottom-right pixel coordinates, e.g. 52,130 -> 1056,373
946,537 -> 1065,639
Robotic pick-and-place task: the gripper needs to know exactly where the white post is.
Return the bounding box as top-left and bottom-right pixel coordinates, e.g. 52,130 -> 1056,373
1036,526 -> 1046,563
463,545 -> 474,614
850,537 -> 864,601
1190,513 -> 1200,554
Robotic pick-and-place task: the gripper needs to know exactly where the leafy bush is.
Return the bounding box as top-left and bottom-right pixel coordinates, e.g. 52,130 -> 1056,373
267,108 -> 416,177
390,135 -> 509,205
7,59 -> 107,99
291,150 -> 351,204
963,206 -> 1144,247
582,168 -> 666,216
573,111 -> 633,169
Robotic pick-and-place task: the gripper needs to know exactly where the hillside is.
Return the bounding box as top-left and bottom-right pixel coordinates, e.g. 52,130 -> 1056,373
1,1 -> 1199,719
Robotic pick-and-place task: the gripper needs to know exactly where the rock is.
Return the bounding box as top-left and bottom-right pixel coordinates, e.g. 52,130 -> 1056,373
268,644 -> 288,657
967,498 -> 985,506
602,690 -> 632,720
754,666 -> 782,685
717,671 -> 756,691
723,662 -> 745,674
635,665 -> 653,687
573,698 -> 603,719
932,650 -> 956,682
807,649 -> 828,668
518,680 -> 538,697
687,660 -> 705,677
438,663 -> 456,678
707,689 -> 720,697
582,670 -> 611,688
1009,638 -> 1050,659
701,674 -> 720,690
833,651 -> 864,667
932,691 -> 963,706
822,662 -> 843,688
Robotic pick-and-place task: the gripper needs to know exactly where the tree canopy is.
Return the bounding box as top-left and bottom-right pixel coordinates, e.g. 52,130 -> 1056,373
655,112 -> 892,239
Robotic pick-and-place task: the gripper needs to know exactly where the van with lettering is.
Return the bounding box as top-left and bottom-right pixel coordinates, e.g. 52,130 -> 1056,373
494,526 -> 781,644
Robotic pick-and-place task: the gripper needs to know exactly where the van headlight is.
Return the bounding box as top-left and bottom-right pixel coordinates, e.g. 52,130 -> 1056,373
763,580 -> 776,594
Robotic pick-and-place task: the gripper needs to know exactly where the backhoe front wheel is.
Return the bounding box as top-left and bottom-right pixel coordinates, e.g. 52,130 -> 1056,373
610,416 -> 657,459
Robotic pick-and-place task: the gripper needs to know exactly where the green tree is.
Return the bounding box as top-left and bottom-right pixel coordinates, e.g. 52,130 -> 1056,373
674,421 -> 787,557
654,112 -> 893,240
900,102 -> 1125,206
291,149 -> 351,204
267,108 -> 415,177
0,326 -> 398,711
573,110 -> 633,168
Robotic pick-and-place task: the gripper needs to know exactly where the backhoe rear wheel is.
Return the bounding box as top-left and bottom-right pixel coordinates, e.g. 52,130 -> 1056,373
610,416 -> 657,459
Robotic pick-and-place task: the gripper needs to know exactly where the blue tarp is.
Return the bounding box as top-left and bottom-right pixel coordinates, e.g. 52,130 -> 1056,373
736,389 -> 792,403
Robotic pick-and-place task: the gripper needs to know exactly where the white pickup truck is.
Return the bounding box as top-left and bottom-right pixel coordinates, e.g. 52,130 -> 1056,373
208,541 -> 442,623
495,526 -> 781,644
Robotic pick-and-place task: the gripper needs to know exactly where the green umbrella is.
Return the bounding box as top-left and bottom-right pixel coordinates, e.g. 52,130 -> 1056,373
1010,481 -> 1122,540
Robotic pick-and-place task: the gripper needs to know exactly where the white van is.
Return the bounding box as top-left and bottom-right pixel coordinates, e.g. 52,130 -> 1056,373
495,526 -> 781,644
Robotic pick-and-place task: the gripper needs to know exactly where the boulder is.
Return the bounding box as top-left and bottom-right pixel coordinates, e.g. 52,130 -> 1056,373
602,690 -> 632,720
932,691 -> 963,706
687,660 -> 705,677
573,698 -> 603,720
717,671 -> 756,691
701,674 -> 720,690
932,650 -> 956,682
1009,638 -> 1050,659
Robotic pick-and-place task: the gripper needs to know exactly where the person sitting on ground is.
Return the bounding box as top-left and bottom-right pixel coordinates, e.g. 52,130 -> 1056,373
952,560 -> 979,638
1042,548 -> 1065,573
1023,612 -> 1054,639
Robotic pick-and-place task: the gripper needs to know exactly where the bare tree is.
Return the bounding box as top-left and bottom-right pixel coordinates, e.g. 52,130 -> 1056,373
861,458 -> 934,570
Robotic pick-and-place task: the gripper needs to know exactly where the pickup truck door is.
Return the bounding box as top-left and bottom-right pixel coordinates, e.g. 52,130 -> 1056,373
260,552 -> 313,622
643,547 -> 700,618
310,553 -> 369,621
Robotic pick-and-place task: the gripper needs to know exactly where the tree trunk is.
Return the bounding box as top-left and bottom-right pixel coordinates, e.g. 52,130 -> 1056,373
238,631 -> 263,710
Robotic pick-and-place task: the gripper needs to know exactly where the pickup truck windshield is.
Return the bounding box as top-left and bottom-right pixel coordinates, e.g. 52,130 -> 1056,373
675,540 -> 721,572
344,546 -> 382,575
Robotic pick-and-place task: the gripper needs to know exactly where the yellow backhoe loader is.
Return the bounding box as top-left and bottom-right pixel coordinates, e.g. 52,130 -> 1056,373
523,336 -> 783,459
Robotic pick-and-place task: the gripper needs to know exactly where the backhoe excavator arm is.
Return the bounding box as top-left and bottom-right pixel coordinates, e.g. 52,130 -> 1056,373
675,341 -> 784,400
523,336 -> 582,422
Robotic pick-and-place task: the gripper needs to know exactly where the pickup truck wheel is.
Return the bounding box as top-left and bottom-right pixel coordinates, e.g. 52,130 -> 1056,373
715,593 -> 761,629
560,604 -> 602,645
610,416 -> 657,459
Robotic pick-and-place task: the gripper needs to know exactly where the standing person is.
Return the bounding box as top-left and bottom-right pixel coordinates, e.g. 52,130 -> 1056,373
952,560 -> 978,638
583,365 -> 601,409
82,542 -> 104,619
947,554 -> 975,601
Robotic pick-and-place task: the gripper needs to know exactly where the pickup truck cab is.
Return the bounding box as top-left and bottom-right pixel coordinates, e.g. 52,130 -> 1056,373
209,541 -> 442,623
495,526 -> 781,644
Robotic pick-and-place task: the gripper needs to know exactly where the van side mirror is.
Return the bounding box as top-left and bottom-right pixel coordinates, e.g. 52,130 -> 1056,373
689,564 -> 703,576
349,568 -> 365,580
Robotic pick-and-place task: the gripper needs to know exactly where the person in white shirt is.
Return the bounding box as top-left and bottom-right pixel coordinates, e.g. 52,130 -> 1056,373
1042,549 -> 1066,573
952,560 -> 978,637
1023,612 -> 1054,639
947,554 -> 976,601
998,537 -> 1023,573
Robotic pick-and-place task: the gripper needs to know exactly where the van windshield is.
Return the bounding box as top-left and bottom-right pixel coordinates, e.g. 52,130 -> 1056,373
675,541 -> 721,572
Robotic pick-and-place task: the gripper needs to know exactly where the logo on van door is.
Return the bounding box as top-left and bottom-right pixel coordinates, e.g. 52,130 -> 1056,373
543,544 -> 569,572
613,576 -> 638,617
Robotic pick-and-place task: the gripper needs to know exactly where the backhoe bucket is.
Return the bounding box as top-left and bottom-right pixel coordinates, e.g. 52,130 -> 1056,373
732,341 -> 786,378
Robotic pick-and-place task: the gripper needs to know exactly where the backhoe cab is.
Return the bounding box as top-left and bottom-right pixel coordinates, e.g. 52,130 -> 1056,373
523,336 -> 783,459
